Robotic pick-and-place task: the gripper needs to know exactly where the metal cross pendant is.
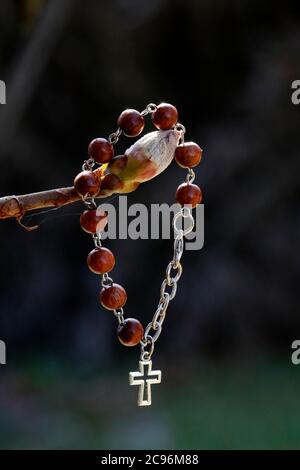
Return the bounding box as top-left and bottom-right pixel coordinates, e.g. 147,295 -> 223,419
129,360 -> 161,406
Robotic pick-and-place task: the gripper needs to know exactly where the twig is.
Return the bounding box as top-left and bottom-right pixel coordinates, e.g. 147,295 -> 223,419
0,129 -> 180,224
0,186 -> 80,221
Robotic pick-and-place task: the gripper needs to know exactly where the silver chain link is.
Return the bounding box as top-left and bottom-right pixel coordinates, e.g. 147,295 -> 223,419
175,122 -> 186,145
173,206 -> 195,237
140,179 -> 195,361
92,232 -> 102,248
82,197 -> 97,210
82,157 -> 95,171
108,127 -> 122,145
173,236 -> 184,268
101,272 -> 113,287
113,307 -> 125,326
186,168 -> 195,184
141,103 -> 157,116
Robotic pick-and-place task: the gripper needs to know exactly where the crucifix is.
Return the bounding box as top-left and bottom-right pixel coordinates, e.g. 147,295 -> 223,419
129,360 -> 162,406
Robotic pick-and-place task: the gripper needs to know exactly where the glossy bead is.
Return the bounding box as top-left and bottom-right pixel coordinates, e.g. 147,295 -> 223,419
88,138 -> 114,164
117,318 -> 144,347
74,171 -> 100,197
175,142 -> 203,168
100,283 -> 127,310
176,183 -> 202,208
87,247 -> 115,274
117,109 -> 145,137
80,210 -> 108,234
152,102 -> 178,130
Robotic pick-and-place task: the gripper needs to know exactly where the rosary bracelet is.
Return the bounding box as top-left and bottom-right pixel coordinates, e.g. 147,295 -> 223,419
73,103 -> 203,406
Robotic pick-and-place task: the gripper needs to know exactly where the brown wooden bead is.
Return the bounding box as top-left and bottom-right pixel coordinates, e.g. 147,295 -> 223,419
117,318 -> 144,347
87,247 -> 115,274
80,210 -> 108,234
176,183 -> 202,208
74,171 -> 100,197
88,138 -> 114,164
152,102 -> 178,130
175,142 -> 203,168
117,109 -> 145,137
100,283 -> 127,310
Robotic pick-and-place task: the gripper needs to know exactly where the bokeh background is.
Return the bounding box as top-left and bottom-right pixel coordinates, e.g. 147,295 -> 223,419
0,0 -> 299,449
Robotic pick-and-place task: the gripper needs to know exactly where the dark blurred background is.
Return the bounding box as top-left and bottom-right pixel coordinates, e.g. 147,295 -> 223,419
0,0 -> 299,449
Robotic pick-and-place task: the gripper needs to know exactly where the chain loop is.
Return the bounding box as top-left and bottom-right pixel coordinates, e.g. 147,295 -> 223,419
175,122 -> 186,134
160,278 -> 177,300
140,335 -> 155,361
173,209 -> 195,237
173,236 -> 184,267
82,158 -> 95,171
101,273 -> 113,288
108,127 -> 122,144
141,103 -> 157,116
113,307 -> 125,326
181,206 -> 192,217
92,232 -> 102,248
144,322 -> 162,343
152,293 -> 170,329
165,261 -> 183,285
186,168 -> 195,184
83,197 -> 97,210
175,122 -> 186,145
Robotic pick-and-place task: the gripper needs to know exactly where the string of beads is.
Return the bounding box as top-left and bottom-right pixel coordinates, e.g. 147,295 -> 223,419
73,103 -> 203,356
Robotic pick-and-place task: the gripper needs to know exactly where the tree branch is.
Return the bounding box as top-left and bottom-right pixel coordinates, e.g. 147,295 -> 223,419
0,186 -> 80,220
0,129 -> 180,225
